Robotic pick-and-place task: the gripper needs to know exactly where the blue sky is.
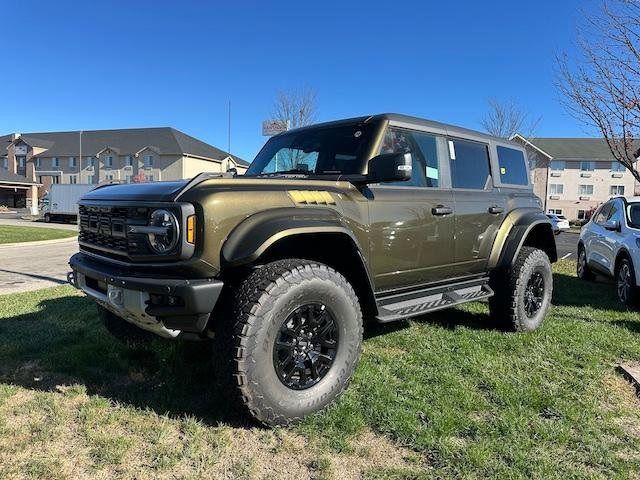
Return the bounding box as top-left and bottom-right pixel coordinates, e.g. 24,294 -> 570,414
3,0 -> 590,161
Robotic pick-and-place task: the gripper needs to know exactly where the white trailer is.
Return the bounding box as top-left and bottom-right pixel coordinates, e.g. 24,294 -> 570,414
42,184 -> 95,223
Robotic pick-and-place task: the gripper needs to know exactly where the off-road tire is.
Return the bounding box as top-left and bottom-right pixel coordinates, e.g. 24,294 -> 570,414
97,305 -> 154,348
226,259 -> 363,426
615,257 -> 639,308
44,213 -> 51,223
577,245 -> 595,281
489,247 -> 553,332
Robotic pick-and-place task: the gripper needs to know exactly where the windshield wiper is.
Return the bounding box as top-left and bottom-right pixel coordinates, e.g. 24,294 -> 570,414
256,168 -> 312,177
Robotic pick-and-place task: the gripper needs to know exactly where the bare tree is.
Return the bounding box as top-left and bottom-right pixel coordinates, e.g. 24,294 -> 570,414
270,88 -> 318,170
481,97 -> 540,139
272,87 -> 318,130
557,0 -> 640,182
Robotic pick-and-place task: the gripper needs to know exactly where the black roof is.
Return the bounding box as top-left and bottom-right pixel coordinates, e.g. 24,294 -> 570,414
4,127 -> 248,166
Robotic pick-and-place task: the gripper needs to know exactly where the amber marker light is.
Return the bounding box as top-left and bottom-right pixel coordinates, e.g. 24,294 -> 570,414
187,215 -> 196,244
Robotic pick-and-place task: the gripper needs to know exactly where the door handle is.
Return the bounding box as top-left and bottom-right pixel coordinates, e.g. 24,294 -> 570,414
488,206 -> 504,214
432,206 -> 453,216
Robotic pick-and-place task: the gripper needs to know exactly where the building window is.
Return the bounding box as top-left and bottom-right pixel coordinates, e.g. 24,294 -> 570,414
610,185 -> 625,196
611,161 -> 625,172
52,157 -> 59,168
18,157 -> 26,168
577,209 -> 587,220
125,174 -> 133,183
550,160 -> 565,171
124,155 -> 133,167
549,184 -> 564,195
1,158 -> 7,169
580,161 -> 594,171
35,158 -> 41,168
69,175 -> 78,184
104,156 -> 113,168
105,174 -> 114,181
86,157 -> 95,167
145,174 -> 154,182
144,155 -> 154,168
69,156 -> 77,168
52,176 -> 60,184
578,184 -> 594,196
87,175 -> 94,184
548,208 -> 563,215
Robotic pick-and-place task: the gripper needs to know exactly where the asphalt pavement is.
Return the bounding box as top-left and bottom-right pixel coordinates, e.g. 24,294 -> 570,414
555,230 -> 579,260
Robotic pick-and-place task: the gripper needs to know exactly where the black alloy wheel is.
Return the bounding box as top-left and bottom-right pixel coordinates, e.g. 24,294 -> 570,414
523,271 -> 545,318
273,303 -> 339,390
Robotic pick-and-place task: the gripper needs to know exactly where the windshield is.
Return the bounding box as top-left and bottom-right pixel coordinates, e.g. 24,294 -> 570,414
246,123 -> 376,176
628,203 -> 640,228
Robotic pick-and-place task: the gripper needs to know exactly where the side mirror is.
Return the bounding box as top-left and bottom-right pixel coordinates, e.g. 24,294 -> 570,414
366,152 -> 412,183
604,219 -> 621,231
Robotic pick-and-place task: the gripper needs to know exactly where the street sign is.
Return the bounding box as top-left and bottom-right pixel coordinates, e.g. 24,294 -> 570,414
262,119 -> 289,136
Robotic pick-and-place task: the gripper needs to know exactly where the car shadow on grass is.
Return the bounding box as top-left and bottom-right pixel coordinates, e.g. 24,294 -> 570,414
0,294 -> 251,428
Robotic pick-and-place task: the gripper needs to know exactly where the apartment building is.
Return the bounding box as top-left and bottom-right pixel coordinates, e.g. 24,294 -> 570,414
1,127 -> 248,199
513,135 -> 640,221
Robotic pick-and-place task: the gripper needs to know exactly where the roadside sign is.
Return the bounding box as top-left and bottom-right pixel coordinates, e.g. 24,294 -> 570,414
262,119 -> 289,136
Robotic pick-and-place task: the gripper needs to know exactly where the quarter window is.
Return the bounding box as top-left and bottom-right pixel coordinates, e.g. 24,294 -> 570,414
549,184 -> 564,195
448,139 -> 491,189
496,146 -> 528,185
380,127 -> 440,187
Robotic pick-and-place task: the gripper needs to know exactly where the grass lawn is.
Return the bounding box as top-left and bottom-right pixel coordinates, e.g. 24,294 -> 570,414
0,260 -> 639,479
0,225 -> 77,244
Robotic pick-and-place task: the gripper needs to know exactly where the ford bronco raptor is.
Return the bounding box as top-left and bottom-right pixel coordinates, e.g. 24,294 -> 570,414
69,114 -> 557,426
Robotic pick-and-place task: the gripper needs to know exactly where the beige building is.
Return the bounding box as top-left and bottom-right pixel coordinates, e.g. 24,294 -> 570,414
513,135 -> 640,222
0,127 -> 248,199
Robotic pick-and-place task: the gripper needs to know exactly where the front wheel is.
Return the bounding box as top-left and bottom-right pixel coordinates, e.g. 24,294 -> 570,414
489,247 -> 553,332
227,259 -> 363,426
616,257 -> 638,308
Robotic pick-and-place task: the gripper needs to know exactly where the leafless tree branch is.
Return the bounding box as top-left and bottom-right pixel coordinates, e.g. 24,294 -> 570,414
481,98 -> 541,140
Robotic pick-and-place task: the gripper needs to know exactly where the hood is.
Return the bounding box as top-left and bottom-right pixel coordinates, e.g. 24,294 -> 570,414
80,180 -> 189,202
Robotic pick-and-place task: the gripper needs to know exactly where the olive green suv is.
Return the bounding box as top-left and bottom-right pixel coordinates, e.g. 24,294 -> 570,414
69,114 -> 557,426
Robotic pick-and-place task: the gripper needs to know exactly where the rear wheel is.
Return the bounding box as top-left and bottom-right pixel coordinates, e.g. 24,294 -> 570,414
489,247 -> 553,332
97,305 -> 154,348
44,213 -> 51,223
577,245 -> 595,281
616,257 -> 638,308
225,259 -> 363,426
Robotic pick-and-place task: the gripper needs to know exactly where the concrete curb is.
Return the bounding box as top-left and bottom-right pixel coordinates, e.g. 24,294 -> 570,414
0,236 -> 78,248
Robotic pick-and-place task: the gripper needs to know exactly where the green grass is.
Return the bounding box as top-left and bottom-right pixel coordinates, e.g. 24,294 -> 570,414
0,225 -> 77,244
0,261 -> 639,479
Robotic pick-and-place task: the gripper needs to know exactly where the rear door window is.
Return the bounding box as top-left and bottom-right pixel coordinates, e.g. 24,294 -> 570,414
448,139 -> 491,189
496,146 -> 528,185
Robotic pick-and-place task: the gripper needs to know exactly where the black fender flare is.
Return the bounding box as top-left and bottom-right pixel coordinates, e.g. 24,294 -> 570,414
488,209 -> 557,270
222,207 -> 363,267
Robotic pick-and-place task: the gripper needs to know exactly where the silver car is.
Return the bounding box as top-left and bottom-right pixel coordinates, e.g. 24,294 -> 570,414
577,196 -> 640,306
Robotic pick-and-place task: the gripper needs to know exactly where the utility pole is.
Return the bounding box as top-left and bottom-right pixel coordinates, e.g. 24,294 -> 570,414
228,100 -> 231,153
79,130 -> 82,182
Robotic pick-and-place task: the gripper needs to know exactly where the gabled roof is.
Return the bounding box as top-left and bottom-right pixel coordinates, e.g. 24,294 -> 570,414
1,127 -> 249,166
0,170 -> 39,185
526,138 -> 620,160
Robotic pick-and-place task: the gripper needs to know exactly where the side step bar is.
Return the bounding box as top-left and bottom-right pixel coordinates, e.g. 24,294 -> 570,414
375,277 -> 494,323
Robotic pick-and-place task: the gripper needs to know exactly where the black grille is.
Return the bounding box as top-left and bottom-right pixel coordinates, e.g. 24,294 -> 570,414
79,204 -> 150,256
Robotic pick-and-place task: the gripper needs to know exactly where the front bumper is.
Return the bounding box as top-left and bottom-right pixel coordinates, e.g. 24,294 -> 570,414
69,253 -> 223,338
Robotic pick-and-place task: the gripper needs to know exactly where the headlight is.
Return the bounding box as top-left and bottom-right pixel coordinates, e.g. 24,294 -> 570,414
148,209 -> 179,254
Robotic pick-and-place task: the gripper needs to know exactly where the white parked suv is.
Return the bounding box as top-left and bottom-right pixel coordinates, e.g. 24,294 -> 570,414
546,213 -> 570,234
578,196 -> 640,306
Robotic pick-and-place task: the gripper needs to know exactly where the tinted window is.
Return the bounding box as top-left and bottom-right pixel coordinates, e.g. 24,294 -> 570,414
496,146 -> 528,185
628,203 -> 640,228
380,127 -> 439,187
449,139 -> 491,189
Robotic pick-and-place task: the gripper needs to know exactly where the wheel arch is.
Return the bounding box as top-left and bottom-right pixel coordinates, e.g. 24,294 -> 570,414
221,207 -> 377,317
489,209 -> 558,270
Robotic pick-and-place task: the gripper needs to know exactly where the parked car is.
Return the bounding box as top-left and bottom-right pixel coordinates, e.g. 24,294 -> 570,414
69,113 -> 557,426
577,196 -> 640,306
546,213 -> 570,234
